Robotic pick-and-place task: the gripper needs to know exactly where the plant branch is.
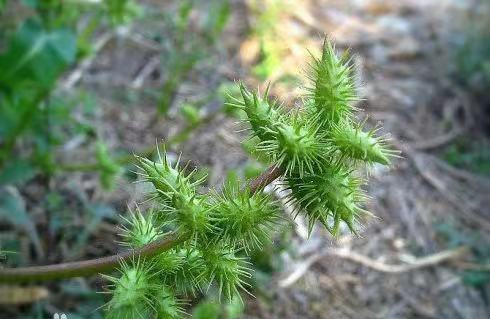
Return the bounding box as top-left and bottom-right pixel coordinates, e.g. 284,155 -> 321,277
0,165 -> 283,283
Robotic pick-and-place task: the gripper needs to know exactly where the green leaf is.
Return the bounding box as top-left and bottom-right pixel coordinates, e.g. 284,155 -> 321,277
0,160 -> 37,185
225,297 -> 244,319
0,20 -> 76,90
0,187 -> 42,255
180,103 -> 201,125
0,187 -> 31,226
95,141 -> 122,191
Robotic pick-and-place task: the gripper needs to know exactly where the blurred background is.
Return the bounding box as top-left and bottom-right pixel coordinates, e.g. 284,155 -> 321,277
0,0 -> 489,318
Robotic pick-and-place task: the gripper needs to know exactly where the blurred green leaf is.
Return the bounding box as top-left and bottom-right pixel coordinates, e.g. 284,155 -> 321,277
0,19 -> 76,90
224,297 -> 244,319
442,139 -> 490,176
0,187 -> 32,227
0,160 -> 37,185
192,300 -> 220,319
242,136 -> 270,163
244,161 -> 264,179
462,269 -> 490,287
96,141 -> 122,191
0,186 -> 42,256
225,169 -> 240,186
180,103 -> 201,125
104,0 -> 142,25
204,0 -> 230,42
192,297 -> 244,319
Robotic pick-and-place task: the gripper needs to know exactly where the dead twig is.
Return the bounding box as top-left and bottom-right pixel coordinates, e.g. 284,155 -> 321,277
279,246 -> 469,287
131,55 -> 161,89
62,32 -> 113,90
409,127 -> 462,150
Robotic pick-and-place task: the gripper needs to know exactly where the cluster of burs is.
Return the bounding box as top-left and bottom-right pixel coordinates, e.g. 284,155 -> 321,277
104,41 -> 396,318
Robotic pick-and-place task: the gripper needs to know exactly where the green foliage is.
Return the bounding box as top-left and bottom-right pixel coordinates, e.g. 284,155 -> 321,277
180,103 -> 201,125
249,0 -> 285,79
157,0 -> 230,115
203,0 -> 231,42
0,0 -> 141,190
452,3 -> 490,92
442,138 -> 490,175
192,297 -> 243,319
0,20 -> 76,90
434,221 -> 490,288
96,141 -> 123,191
104,0 -> 142,25
0,187 -> 42,254
104,39 -> 396,318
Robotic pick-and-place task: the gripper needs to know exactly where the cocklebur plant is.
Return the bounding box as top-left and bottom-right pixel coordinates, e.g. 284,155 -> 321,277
100,39 -> 397,318
0,39 -> 396,317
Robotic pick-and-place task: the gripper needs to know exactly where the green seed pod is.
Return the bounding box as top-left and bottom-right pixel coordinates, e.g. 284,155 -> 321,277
119,207 -> 162,248
306,40 -> 357,126
330,121 -> 397,165
136,148 -> 205,205
227,82 -> 283,142
286,164 -> 367,236
164,248 -> 206,295
155,248 -> 207,295
154,287 -> 185,319
257,112 -> 329,176
171,195 -> 216,240
155,249 -> 185,275
200,244 -> 251,301
104,259 -> 157,319
211,182 -> 280,251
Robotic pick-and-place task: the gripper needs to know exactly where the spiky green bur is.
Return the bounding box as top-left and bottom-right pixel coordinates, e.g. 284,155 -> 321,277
307,40 -> 357,126
330,122 -> 396,165
227,83 -> 283,141
136,153 -> 213,239
235,39 -> 398,236
200,244 -> 251,301
136,154 -> 201,205
257,113 -> 327,176
171,195 -> 216,240
154,288 -> 185,319
158,248 -> 206,295
105,259 -> 184,319
104,261 -> 156,319
119,208 -> 162,248
285,165 -> 367,235
211,182 -> 280,251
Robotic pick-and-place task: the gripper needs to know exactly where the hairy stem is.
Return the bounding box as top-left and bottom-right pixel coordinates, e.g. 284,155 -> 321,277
0,165 -> 283,283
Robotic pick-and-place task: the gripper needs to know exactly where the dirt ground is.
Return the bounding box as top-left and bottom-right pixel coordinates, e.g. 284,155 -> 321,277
2,0 -> 489,318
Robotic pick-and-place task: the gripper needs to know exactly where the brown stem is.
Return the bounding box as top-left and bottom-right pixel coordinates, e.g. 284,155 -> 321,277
0,165 -> 283,283
246,165 -> 283,192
